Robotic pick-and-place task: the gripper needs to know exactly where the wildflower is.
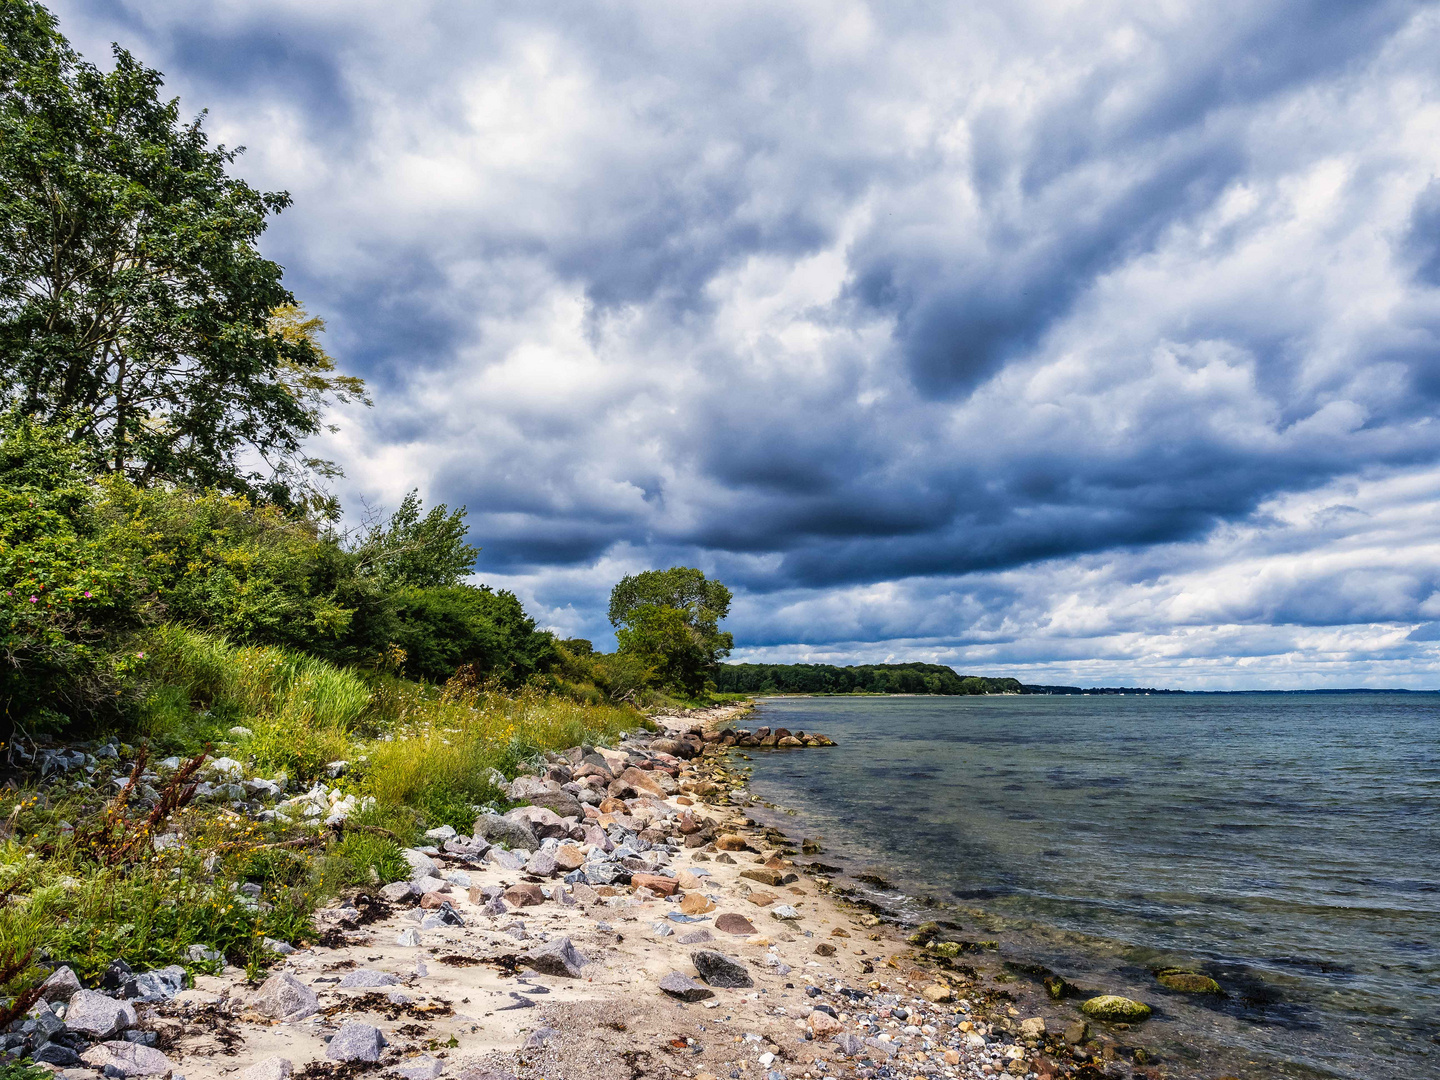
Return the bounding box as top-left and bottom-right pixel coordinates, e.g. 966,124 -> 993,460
84,591 -> 92,598
28,596 -> 36,603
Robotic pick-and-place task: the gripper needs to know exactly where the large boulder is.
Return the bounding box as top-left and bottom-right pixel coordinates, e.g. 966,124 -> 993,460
63,990 -> 137,1038
39,965 -> 82,1002
251,971 -> 319,1022
473,812 -> 538,851
80,1042 -> 178,1077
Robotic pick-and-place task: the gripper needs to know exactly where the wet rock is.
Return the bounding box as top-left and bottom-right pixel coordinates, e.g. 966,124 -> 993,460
1063,1020 -> 1089,1044
1081,995 -> 1151,1022
714,913 -> 756,935
40,966 -> 83,1003
523,937 -> 588,978
1156,969 -> 1223,994
1019,1017 -> 1046,1037
80,1042 -> 177,1077
658,972 -> 714,1002
237,1058 -> 293,1080
339,970 -> 399,988
921,984 -> 952,1003
1044,974 -> 1077,999
251,972 -> 319,1022
63,991 -> 138,1038
327,1021 -> 387,1063
691,950 -> 753,988
473,813 -> 538,852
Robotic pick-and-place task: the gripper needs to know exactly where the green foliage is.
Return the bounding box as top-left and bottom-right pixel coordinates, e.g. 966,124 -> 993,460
389,585 -> 557,686
354,490 -> 477,589
0,2 -> 365,510
608,567 -> 733,697
322,832 -> 408,889
712,662 -> 1026,695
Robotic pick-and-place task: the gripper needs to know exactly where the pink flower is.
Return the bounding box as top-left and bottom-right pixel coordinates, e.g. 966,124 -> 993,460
83,591 -> 92,598
28,596 -> 37,603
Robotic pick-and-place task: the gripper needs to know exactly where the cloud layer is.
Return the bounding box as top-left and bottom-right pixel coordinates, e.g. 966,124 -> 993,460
53,0 -> 1440,686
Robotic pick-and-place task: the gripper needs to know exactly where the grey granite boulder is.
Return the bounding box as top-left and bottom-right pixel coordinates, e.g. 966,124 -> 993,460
251,971 -> 319,1022
402,849 -> 438,881
380,880 -> 415,902
690,950 -> 753,988
63,990 -> 138,1037
80,1041 -> 177,1076
237,1058 -> 293,1080
522,936 -> 588,978
338,969 -> 399,988
327,1021 -> 387,1062
39,965 -> 82,1002
394,1055 -> 444,1080
473,813 -> 537,852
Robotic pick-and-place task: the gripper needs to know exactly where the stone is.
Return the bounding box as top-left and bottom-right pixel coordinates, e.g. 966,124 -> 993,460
690,950 -> 753,988
487,848 -> 527,870
678,929 -> 713,944
658,972 -> 714,1002
675,870 -> 703,890
1080,995 -> 1151,1022
617,767 -> 667,797
714,913 -> 756,935
745,891 -> 777,907
394,1056 -> 444,1080
238,1059 -> 293,1080
770,905 -> 799,920
834,1033 -> 865,1058
523,937 -> 589,978
80,1042 -> 177,1077
813,943 -> 835,956
504,883 -> 545,908
630,873 -> 678,897
402,849 -> 438,881
64,991 -> 138,1038
425,825 -> 457,840
808,1009 -> 843,1037
380,881 -> 415,902
251,972 -> 319,1022
339,970 -> 399,988
119,966 -> 185,1003
1019,1017 -> 1046,1037
524,850 -> 557,877
207,757 -> 243,779
40,965 -> 83,1002
327,1021 -> 388,1062
31,1043 -> 82,1066
473,813 -> 538,851
419,892 -> 450,910
740,868 -> 783,887
552,845 -> 586,871
396,928 -> 422,947
715,835 -> 747,851
1063,1020 -> 1089,1044
921,984 -> 953,1003
1157,969 -> 1223,994
679,891 -> 715,915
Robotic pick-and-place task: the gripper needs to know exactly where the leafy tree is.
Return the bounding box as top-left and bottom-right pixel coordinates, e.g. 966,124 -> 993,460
389,585 -> 556,686
0,2 -> 365,511
353,490 -> 477,589
608,567 -> 733,697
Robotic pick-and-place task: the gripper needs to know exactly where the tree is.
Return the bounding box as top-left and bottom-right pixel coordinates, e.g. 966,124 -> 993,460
608,567 -> 733,697
0,2 -> 366,511
352,490 -> 477,589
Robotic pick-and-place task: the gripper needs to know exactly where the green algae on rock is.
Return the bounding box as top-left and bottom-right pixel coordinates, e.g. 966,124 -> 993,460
1081,995 -> 1152,1022
1156,969 -> 1223,994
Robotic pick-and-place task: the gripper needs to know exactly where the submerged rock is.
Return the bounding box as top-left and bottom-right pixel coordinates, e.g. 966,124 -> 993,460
1156,969 -> 1223,994
1081,994 -> 1152,1022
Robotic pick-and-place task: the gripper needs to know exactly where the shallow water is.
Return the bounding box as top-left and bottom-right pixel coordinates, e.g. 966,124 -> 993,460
741,694 -> 1440,1079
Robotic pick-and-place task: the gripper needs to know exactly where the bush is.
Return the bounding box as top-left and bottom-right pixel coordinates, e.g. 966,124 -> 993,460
388,585 -> 557,685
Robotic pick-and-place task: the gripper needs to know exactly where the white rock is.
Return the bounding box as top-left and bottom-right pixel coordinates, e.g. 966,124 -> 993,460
63,991 -> 137,1037
80,1041 -> 176,1077
237,1058 -> 293,1080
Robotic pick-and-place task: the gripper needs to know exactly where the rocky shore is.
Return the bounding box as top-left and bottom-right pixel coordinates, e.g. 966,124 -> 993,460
8,703 -> 1201,1080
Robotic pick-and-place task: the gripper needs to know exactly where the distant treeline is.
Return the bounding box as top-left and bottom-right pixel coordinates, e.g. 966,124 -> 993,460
713,663 -> 1184,696
713,662 -> 1025,695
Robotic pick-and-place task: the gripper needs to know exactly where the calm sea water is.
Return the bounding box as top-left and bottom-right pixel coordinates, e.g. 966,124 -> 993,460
740,694 -> 1440,1079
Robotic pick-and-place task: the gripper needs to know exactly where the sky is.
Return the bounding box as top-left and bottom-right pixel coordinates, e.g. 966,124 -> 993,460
50,0 -> 1440,688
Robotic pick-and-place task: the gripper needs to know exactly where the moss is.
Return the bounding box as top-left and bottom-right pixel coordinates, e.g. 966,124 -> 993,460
1080,995 -> 1152,1022
1156,969 -> 1222,994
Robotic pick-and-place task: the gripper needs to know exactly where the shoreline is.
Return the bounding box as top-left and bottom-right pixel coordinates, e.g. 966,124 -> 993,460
110,700 -> 1157,1080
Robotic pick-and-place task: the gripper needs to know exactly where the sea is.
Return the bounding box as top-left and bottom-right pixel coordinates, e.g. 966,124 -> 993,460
739,693 -> 1440,1079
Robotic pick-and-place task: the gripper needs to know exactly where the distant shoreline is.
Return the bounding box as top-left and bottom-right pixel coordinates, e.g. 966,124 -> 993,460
741,686 -> 1440,696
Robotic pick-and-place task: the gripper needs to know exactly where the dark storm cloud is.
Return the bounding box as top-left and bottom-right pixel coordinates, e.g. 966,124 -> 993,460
44,0 -> 1440,683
